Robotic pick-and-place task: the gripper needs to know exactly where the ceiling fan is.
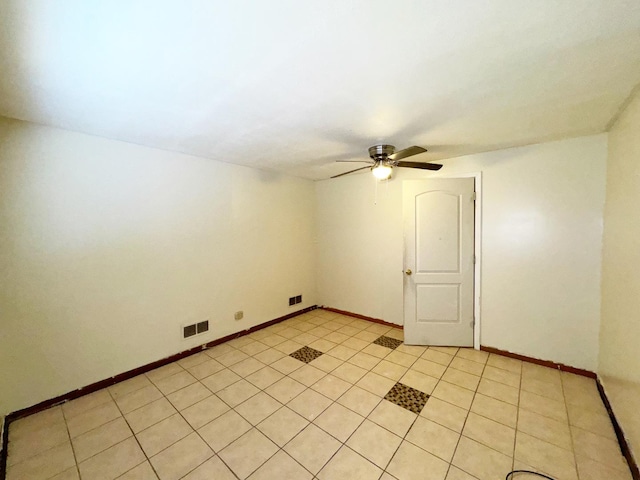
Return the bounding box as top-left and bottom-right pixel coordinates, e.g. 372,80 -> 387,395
331,145 -> 442,179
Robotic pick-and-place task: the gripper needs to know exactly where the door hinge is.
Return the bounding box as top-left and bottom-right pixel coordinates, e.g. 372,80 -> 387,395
471,192 -> 476,201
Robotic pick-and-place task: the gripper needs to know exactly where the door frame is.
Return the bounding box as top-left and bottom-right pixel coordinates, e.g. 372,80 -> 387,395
404,171 -> 483,349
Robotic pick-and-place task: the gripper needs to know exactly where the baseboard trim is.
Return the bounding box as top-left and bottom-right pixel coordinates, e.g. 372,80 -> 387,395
0,417 -> 7,480
3,305 -> 317,426
320,307 -> 403,330
596,379 -> 640,480
479,345 -> 596,379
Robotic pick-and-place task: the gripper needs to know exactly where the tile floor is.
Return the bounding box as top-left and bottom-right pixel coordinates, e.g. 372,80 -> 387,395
5,309 -> 634,480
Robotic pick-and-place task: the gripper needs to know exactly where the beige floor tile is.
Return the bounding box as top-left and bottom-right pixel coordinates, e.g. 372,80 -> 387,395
260,334 -> 288,347
364,323 -> 392,335
515,432 -> 577,480
486,354 -> 522,374
325,338 -> 354,354
309,326 -> 334,338
219,429 -> 278,479
166,382 -> 211,411
200,368 -> 241,392
362,344 -> 392,359
245,365 -> 285,389
385,350 -> 417,368
353,330 -> 381,343
518,408 -> 572,450
462,412 -> 515,456
288,364 -> 326,387
67,400 -> 122,437
567,403 -> 616,440
287,388 -> 332,421
482,366 -> 520,388
227,336 -> 255,348
7,420 -> 69,466
521,363 -> 561,386
477,378 -> 519,406
136,413 -> 193,457
442,368 -> 480,391
368,400 -> 417,437
177,352 -> 213,370
117,461 -> 158,479
78,437 -> 146,480
452,436 -> 513,480
284,424 -> 342,474
204,343 -> 236,359
235,391 -> 282,425
49,467 -> 80,480
181,394 -> 229,429
186,359 -> 225,380
311,374 -> 352,400
387,440 -> 449,480
239,340 -> 270,356
563,383 -> 608,415
521,375 -> 564,401
146,364 -> 184,384
432,381 -> 474,410
293,332 -> 321,345
470,394 -> 517,428
372,360 -> 408,381
343,337 -> 373,351
9,406 -> 65,439
252,348 -> 286,365
248,450 -> 312,479
450,357 -> 485,376
279,327 -> 304,339
421,349 -> 454,366
125,397 -> 176,433
406,417 -> 460,462
180,456 -> 236,480
62,390 -> 112,420
274,339 -> 304,355
411,359 -> 447,379
257,406 -> 309,446
571,426 -> 629,472
198,410 -> 252,452
338,386 -> 382,417
519,390 -> 568,422
216,349 -> 251,366
397,371 -> 437,395
314,403 -> 364,442
265,376 -> 306,403
6,442 -> 76,480
317,445 -> 382,480
395,344 -> 428,357
347,419 -> 401,468
270,355 -> 304,375
445,466 -> 479,480
153,371 -> 197,395
385,329 -> 404,340
150,433 -> 212,480
115,385 -> 164,415
576,455 -> 634,480
309,338 -> 339,352
456,349 -> 488,364
310,354 -> 344,372
332,362 -> 368,383
348,352 -> 382,370
216,379 -> 260,407
356,371 -> 396,397
420,397 -> 468,433
72,417 -> 133,462
337,325 -> 363,337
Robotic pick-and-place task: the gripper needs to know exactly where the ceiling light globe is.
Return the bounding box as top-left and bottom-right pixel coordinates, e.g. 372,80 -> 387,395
372,165 -> 392,180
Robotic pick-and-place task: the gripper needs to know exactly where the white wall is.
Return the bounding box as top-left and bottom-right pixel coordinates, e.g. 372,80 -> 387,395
599,87 -> 640,460
0,117 -> 317,415
317,135 -> 607,371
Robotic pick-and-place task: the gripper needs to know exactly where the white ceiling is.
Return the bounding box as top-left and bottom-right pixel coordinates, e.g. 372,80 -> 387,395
1,1 -> 639,180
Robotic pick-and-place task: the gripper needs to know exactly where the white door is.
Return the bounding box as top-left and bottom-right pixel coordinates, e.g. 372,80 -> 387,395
403,178 -> 475,346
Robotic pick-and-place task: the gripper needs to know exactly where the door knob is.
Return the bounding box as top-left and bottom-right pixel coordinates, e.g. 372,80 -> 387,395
405,269 -> 412,275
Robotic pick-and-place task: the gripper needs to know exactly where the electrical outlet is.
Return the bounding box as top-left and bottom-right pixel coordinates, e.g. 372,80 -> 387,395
234,311 -> 243,321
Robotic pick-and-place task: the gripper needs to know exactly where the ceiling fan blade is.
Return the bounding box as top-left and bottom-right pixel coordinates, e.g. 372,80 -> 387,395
397,161 -> 443,171
388,146 -> 427,161
330,166 -> 371,178
335,160 -> 374,163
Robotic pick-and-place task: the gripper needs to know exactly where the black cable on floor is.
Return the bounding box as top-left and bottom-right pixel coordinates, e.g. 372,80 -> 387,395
506,470 -> 556,480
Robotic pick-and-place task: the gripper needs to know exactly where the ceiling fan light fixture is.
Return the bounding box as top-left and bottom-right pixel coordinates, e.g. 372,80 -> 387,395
372,163 -> 392,180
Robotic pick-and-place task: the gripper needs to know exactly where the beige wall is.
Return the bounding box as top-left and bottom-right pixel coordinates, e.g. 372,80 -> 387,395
0,118 -> 317,415
599,87 -> 640,461
316,134 -> 607,372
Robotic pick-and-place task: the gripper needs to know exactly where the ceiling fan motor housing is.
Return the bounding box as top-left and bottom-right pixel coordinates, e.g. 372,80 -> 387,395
368,144 -> 395,161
